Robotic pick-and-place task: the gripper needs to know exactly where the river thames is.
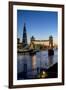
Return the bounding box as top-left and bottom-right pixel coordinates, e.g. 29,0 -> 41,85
17,49 -> 58,80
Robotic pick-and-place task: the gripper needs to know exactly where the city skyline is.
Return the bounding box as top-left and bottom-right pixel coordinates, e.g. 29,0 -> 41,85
17,10 -> 58,45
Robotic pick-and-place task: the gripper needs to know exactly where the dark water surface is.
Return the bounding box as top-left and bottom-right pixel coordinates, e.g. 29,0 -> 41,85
17,50 -> 58,80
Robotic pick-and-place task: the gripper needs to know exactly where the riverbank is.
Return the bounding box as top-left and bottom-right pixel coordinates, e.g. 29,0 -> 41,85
46,63 -> 58,78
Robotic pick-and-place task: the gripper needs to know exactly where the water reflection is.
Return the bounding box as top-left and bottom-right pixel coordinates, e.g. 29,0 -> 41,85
17,50 -> 58,80
31,54 -> 36,70
48,56 -> 53,67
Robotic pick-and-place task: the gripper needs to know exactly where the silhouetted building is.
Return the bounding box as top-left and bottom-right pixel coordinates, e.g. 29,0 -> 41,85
22,23 -> 28,48
17,38 -> 20,44
17,38 -> 23,49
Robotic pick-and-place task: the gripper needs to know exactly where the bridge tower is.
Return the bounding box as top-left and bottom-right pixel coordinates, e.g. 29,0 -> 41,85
48,36 -> 54,56
49,36 -> 53,49
22,23 -> 28,48
30,36 -> 35,49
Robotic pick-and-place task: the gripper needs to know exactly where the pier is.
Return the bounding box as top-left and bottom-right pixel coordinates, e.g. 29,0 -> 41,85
17,49 -> 39,55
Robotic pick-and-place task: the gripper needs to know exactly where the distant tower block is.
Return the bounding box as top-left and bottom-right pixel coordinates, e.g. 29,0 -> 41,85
17,38 -> 20,44
22,23 -> 28,48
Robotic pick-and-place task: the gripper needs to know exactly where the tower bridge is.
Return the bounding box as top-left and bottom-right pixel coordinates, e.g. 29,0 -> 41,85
30,36 -> 53,50
17,24 -> 54,55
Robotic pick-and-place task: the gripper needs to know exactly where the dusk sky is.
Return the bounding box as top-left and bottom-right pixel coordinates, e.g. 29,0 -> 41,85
17,10 -> 58,44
